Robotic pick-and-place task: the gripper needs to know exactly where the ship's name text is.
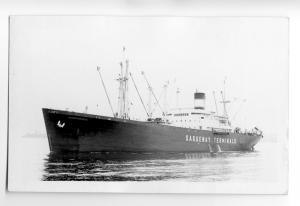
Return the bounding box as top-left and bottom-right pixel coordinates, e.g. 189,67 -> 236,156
185,135 -> 237,144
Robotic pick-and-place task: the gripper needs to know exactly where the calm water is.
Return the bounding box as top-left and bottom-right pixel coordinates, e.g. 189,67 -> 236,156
37,139 -> 278,182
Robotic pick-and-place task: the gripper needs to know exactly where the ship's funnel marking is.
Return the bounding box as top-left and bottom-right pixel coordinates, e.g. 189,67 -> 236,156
194,92 -> 206,110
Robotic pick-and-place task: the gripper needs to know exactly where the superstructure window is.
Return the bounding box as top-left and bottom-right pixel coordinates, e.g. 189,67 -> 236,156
174,113 -> 189,117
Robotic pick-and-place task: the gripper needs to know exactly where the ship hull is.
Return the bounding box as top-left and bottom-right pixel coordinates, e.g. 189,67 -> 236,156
42,108 -> 262,153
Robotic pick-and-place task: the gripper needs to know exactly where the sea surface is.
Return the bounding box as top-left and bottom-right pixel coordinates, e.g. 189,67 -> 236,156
18,137 -> 281,182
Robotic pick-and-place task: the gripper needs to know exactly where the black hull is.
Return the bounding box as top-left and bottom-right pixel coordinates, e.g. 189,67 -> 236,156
42,108 -> 262,153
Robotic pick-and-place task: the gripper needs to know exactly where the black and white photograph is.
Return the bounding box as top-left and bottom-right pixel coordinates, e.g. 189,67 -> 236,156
7,16 -> 288,193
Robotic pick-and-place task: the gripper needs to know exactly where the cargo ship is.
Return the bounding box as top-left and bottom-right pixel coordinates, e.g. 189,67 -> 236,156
43,48 -> 262,153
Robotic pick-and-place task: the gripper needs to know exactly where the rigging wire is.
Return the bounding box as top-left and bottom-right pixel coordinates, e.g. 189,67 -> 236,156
129,72 -> 150,118
231,99 -> 247,121
141,71 -> 165,116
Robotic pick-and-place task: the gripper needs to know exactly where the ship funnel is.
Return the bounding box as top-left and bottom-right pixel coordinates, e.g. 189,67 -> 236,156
194,92 -> 206,110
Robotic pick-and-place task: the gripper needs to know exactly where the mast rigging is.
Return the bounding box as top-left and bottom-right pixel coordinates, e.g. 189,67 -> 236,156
141,71 -> 165,116
129,72 -> 150,118
213,91 -> 219,115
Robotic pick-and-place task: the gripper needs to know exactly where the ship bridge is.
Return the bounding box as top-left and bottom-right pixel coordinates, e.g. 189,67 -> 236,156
164,91 -> 231,132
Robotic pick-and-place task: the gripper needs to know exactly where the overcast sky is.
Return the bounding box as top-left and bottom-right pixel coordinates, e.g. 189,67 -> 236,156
9,16 -> 288,138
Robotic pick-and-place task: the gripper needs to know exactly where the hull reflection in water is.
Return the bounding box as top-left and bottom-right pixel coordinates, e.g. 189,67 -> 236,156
42,151 -> 259,181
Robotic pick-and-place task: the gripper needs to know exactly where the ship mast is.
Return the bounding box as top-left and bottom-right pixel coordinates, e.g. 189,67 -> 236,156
176,88 -> 180,108
163,81 -> 169,115
220,77 -> 231,125
117,62 -> 124,117
124,59 -> 130,118
116,47 -> 130,119
213,91 -> 219,115
220,91 -> 230,117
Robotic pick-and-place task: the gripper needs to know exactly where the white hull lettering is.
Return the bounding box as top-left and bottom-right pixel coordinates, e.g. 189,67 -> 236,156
185,135 -> 236,144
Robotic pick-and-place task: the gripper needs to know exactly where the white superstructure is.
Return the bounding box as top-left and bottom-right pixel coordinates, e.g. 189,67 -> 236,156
164,92 -> 232,132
